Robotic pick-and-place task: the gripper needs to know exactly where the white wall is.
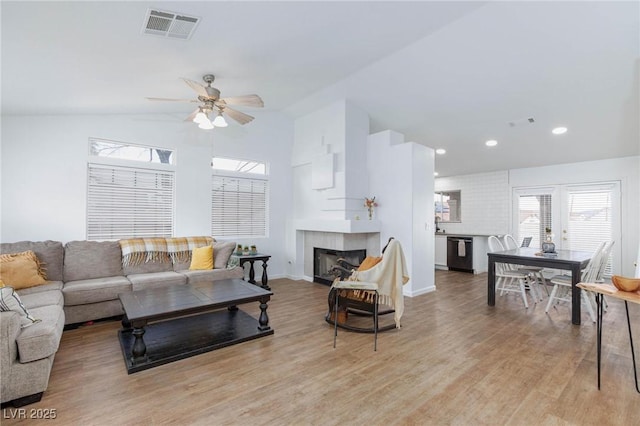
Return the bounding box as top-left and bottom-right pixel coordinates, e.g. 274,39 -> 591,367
435,171 -> 510,235
368,130 -> 435,296
1,112 -> 294,277
291,99 -> 370,220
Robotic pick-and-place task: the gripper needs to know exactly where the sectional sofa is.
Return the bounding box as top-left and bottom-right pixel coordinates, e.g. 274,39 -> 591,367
0,238 -> 243,407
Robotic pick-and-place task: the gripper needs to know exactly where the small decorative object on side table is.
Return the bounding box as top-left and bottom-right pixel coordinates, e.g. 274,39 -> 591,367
232,252 -> 272,290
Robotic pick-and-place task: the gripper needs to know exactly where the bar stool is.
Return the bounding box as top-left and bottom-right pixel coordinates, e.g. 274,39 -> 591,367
332,281 -> 379,351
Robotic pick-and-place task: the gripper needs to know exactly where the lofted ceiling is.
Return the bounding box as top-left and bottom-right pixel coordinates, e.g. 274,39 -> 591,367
2,1 -> 638,177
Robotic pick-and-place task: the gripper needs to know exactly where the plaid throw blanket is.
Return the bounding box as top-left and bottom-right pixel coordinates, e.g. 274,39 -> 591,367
119,236 -> 213,267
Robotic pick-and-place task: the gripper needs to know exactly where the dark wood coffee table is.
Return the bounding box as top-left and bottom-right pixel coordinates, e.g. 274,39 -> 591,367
117,278 -> 273,374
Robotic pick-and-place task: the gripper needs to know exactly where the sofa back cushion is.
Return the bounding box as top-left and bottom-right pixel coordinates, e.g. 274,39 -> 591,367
0,240 -> 64,282
124,259 -> 173,275
64,241 -> 124,282
214,241 -> 237,269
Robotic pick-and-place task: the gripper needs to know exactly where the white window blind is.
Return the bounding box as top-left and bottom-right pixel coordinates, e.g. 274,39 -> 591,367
211,175 -> 268,238
517,194 -> 552,249
565,185 -> 615,275
87,164 -> 175,240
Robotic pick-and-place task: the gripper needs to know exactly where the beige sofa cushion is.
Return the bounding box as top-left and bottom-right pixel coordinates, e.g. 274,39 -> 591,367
20,290 -> 64,310
16,281 -> 63,296
63,276 -> 132,306
127,271 -> 187,291
179,267 -> 244,284
16,304 -> 64,363
214,241 -> 237,269
124,259 -> 173,275
64,241 -> 123,282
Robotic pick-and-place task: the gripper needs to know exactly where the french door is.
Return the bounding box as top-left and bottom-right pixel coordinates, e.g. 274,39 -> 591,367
513,182 -> 621,276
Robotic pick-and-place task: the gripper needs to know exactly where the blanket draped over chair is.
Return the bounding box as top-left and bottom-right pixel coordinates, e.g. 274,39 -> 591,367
119,236 -> 213,267
342,239 -> 410,328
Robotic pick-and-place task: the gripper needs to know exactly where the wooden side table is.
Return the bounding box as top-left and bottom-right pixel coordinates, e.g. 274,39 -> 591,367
578,282 -> 639,393
233,253 -> 271,290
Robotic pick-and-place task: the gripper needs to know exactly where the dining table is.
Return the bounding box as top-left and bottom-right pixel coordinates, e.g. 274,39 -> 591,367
487,247 -> 593,325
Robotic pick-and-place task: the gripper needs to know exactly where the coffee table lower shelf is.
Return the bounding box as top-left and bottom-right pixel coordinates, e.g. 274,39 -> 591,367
118,309 -> 273,374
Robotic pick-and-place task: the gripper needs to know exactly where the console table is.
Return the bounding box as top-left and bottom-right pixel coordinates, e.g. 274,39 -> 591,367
577,282 -> 639,393
233,253 -> 271,290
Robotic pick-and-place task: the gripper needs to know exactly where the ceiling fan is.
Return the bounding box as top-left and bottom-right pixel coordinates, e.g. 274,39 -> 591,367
147,74 -> 264,129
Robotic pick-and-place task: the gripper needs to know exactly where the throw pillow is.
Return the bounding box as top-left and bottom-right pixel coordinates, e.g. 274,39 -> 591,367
357,256 -> 383,271
190,245 -> 214,270
213,241 -> 237,269
0,251 -> 47,290
0,286 -> 41,328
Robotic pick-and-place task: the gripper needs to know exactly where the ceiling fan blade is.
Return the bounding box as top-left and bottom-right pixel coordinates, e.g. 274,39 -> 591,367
182,78 -> 209,98
184,108 -> 200,122
224,107 -> 254,125
219,94 -> 264,108
146,97 -> 198,103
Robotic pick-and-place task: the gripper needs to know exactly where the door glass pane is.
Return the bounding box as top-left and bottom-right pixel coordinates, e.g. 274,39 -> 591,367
517,194 -> 552,249
566,188 -> 614,275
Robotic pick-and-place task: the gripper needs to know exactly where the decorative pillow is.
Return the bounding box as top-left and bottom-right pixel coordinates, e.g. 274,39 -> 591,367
358,256 -> 383,271
190,245 -> 214,270
213,241 -> 237,269
0,286 -> 41,328
0,251 -> 47,290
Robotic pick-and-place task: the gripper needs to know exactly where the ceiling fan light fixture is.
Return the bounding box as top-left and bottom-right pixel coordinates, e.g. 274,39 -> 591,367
193,110 -> 209,124
198,119 -> 214,130
212,112 -> 228,127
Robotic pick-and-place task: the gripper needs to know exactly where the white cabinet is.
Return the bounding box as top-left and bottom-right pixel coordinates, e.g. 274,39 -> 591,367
435,235 -> 447,269
472,236 -> 488,274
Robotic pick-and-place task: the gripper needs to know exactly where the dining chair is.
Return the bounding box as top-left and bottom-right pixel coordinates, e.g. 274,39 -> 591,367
503,234 -> 547,301
488,236 -> 532,308
544,241 -> 606,322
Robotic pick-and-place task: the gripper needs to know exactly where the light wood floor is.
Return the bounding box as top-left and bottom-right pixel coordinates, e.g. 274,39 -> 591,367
4,271 -> 639,425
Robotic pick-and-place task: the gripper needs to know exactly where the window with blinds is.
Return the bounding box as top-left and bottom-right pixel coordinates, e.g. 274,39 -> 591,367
565,184 -> 616,276
517,194 -> 552,249
87,164 -> 175,240
211,175 -> 268,238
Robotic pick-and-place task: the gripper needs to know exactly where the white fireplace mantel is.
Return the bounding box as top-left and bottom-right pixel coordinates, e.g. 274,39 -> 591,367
295,219 -> 380,234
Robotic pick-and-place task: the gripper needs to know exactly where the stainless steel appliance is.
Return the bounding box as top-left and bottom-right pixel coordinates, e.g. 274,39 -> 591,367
447,236 -> 473,273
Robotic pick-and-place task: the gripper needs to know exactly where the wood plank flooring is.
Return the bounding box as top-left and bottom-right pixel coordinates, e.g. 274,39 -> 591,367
3,271 -> 639,424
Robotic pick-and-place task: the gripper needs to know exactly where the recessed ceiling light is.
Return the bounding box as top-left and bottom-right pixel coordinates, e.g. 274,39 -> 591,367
434,172 -> 439,176
552,127 -> 568,135
485,140 -> 498,147
436,148 -> 446,155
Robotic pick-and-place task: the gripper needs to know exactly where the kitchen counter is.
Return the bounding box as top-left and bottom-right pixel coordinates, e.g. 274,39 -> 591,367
434,234 -> 491,273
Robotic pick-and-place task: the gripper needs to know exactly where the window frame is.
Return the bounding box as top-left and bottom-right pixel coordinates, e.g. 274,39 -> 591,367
86,138 -> 176,241
211,156 -> 269,239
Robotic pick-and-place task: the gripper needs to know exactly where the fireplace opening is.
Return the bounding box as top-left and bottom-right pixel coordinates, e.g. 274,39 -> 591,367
314,248 -> 366,285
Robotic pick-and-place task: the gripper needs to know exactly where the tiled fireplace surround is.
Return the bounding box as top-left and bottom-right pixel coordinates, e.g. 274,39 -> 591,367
302,231 -> 380,279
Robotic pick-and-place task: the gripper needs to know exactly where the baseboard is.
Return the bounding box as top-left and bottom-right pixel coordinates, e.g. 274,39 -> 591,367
404,285 -> 436,297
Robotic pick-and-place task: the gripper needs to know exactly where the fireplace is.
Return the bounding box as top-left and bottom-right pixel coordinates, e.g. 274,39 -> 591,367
314,248 -> 366,285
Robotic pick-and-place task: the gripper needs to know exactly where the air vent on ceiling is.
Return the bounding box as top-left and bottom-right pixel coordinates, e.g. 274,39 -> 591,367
142,9 -> 200,40
508,117 -> 535,127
